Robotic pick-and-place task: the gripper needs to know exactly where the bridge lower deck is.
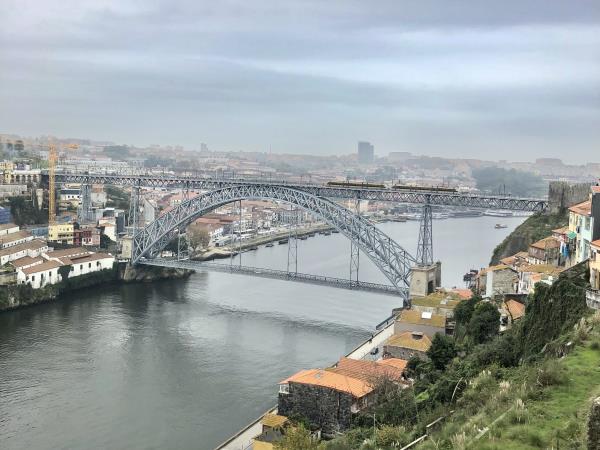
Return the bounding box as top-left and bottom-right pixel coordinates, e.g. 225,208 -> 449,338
139,258 -> 406,297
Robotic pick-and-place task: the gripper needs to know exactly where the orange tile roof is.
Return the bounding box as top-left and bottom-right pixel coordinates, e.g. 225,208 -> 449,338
517,264 -> 564,275
11,256 -> 44,268
569,200 -> 591,216
279,369 -> 373,398
0,223 -> 18,231
69,252 -> 114,264
479,264 -> 511,275
591,239 -> 600,249
592,185 -> 600,193
385,332 -> 432,353
530,236 -> 561,250
0,230 -> 32,245
552,226 -> 569,234
47,247 -> 90,258
377,358 -> 409,372
331,357 -> 406,382
500,255 -> 516,266
451,289 -> 473,300
0,239 -> 48,257
20,259 -> 62,275
504,300 -> 525,320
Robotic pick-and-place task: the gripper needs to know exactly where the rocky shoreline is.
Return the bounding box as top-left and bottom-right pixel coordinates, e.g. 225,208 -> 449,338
0,262 -> 193,312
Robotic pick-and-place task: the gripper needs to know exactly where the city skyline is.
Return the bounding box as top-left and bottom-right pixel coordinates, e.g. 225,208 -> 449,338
1,0 -> 599,162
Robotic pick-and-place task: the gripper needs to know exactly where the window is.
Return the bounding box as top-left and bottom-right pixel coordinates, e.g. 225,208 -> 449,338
88,263 -> 91,268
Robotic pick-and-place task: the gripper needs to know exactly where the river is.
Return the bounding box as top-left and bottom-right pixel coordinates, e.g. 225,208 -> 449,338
0,216 -> 524,450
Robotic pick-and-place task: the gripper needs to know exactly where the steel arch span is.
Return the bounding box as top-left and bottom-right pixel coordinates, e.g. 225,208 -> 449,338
132,184 -> 417,293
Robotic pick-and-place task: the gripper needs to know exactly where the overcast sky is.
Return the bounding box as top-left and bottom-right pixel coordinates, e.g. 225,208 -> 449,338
1,0 -> 599,162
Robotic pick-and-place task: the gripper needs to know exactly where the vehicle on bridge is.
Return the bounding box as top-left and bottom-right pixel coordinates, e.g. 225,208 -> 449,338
326,180 -> 386,189
391,184 -> 458,193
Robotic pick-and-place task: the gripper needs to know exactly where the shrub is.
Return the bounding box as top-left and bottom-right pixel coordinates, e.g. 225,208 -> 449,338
375,425 -> 409,448
535,359 -> 565,388
467,302 -> 500,344
427,334 -> 457,371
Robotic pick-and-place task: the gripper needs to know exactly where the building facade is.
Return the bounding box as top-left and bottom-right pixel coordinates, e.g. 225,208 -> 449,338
357,141 -> 374,164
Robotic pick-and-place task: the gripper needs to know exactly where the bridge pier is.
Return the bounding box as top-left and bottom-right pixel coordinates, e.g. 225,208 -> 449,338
409,262 -> 442,299
77,183 -> 93,223
416,195 -> 433,266
350,198 -> 360,284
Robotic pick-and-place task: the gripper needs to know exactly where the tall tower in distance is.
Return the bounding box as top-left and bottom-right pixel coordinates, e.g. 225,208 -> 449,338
357,141 -> 374,164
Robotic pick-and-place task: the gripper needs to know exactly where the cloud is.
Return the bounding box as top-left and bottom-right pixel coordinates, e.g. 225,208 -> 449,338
0,0 -> 599,162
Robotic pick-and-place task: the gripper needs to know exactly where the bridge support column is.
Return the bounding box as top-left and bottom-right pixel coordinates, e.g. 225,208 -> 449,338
287,205 -> 298,274
177,183 -> 190,260
350,198 -> 360,285
128,185 -> 140,236
78,183 -> 93,223
417,195 -> 433,266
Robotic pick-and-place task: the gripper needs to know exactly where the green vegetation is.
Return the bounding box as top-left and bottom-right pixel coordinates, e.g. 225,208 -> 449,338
0,264 -> 119,311
5,195 -> 47,225
472,167 -> 547,197
415,331 -> 600,449
427,334 -> 457,371
467,301 -> 500,344
293,263 -> 595,450
274,424 -> 321,450
105,185 -> 130,211
490,211 -> 568,265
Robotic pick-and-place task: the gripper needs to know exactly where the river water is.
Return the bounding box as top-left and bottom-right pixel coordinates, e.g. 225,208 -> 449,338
0,216 -> 524,450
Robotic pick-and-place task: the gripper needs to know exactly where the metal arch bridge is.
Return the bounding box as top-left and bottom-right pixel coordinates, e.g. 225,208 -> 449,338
132,184 -> 417,300
49,171 -> 547,300
52,172 -> 548,211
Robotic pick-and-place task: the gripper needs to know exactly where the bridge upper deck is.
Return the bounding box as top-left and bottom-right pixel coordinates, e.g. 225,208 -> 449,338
51,171 -> 547,211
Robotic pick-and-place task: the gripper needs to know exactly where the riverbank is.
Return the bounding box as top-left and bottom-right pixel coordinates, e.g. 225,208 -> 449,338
193,223 -> 335,261
0,262 -> 193,312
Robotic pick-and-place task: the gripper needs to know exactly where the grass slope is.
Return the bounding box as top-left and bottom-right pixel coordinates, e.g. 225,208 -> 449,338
419,339 -> 600,449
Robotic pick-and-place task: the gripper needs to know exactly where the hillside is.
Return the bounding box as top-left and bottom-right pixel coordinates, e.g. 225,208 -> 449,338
490,211 -> 568,265
417,337 -> 600,449
285,264 -> 597,450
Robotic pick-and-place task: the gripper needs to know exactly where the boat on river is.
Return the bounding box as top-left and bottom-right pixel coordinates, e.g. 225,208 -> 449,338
495,223 -> 508,229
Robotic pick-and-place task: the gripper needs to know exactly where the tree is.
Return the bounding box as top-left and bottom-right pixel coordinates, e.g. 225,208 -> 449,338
454,294 -> 481,326
187,223 -> 211,250
427,334 -> 457,371
274,424 -> 321,450
58,264 -> 72,283
467,301 -> 500,344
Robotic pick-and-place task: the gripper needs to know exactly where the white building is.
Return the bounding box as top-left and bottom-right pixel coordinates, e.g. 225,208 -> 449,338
63,253 -> 115,277
16,247 -> 116,288
0,223 -> 20,236
0,239 -> 49,265
0,230 -> 34,248
17,260 -> 62,289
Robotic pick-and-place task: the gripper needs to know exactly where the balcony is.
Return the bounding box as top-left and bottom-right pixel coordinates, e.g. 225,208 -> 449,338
586,289 -> 600,310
